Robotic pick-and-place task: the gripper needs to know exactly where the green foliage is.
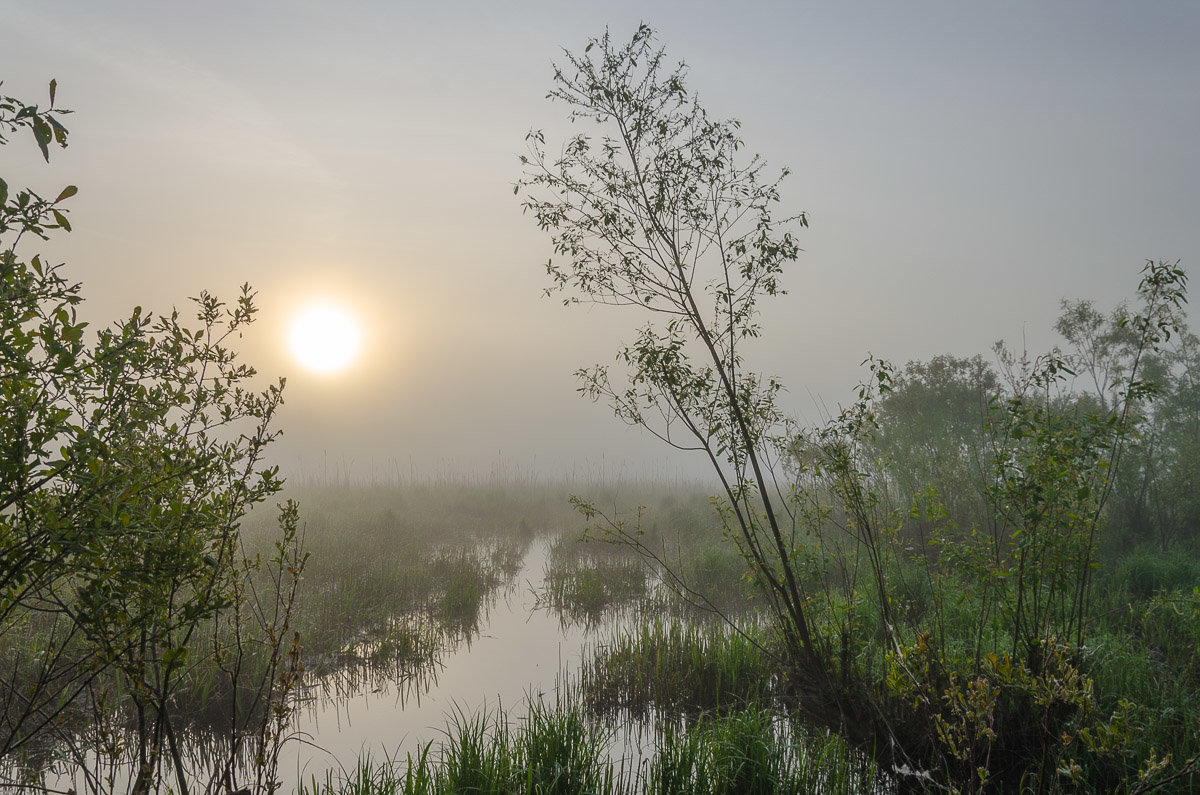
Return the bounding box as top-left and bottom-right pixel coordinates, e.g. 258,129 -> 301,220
579,617 -> 774,720
541,534 -> 648,624
1,82 -> 302,794
519,24 -> 821,697
299,699 -> 876,795
520,25 -> 1199,793
870,355 -> 997,534
1088,299 -> 1200,549
647,707 -> 879,795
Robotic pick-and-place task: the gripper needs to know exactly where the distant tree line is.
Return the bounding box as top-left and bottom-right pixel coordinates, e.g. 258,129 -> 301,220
871,292 -> 1200,555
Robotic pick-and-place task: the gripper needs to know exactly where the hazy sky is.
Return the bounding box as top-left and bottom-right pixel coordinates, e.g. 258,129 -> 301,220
3,1 -> 1197,481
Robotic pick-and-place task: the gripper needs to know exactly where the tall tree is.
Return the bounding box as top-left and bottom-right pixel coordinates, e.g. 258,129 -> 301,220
517,25 -> 825,671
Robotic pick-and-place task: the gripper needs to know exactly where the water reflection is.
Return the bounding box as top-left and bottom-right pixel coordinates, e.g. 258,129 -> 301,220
6,531 -> 793,793
278,537 -> 605,788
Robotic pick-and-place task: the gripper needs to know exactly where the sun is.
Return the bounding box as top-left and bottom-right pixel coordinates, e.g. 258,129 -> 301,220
288,302 -> 363,374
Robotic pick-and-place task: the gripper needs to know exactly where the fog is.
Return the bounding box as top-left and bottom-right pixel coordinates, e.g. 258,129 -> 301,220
3,1 -> 1197,481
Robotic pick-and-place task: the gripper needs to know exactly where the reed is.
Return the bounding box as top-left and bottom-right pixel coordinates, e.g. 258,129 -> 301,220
649,707 -> 881,795
541,534 -> 648,625
299,699 -> 880,795
578,616 -> 776,720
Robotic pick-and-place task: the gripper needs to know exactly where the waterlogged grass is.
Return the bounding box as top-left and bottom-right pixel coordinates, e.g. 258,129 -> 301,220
17,479 -> 1200,792
662,541 -> 759,618
252,486 -> 538,685
299,700 -> 625,795
579,617 -> 777,720
240,482 -> 697,670
0,484 -> 566,790
541,489 -> 759,624
540,534 -> 649,625
299,700 -> 878,795
649,708 -> 880,795
238,481 -> 744,679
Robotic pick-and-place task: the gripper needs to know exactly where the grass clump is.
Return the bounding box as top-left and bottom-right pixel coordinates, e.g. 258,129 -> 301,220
579,617 -> 776,719
518,700 -> 617,795
1109,546 -> 1200,600
301,700 -> 877,795
541,535 -> 648,625
650,708 -> 880,795
301,700 -> 621,795
299,748 -> 432,795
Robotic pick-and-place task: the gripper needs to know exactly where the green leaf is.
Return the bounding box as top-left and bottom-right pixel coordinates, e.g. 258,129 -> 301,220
48,116 -> 69,146
52,209 -> 71,231
32,117 -> 52,161
162,646 -> 190,668
55,184 -> 77,202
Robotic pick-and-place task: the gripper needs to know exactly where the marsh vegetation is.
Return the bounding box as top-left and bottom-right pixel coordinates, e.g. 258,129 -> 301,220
4,26 -> 1200,795
8,462 -> 1199,793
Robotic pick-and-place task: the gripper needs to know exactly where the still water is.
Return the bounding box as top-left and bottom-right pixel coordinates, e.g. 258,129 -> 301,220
278,538 -> 598,788
28,538 -> 608,794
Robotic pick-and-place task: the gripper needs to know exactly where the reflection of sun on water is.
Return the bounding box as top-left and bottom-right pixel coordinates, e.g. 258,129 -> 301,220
288,302 -> 363,374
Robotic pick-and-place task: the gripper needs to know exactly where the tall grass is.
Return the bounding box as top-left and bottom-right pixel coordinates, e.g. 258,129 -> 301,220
540,534 -> 649,625
242,484 -> 547,690
649,708 -> 881,795
1107,545 -> 1200,601
578,617 -> 776,720
297,699 -> 624,795
298,698 -> 878,795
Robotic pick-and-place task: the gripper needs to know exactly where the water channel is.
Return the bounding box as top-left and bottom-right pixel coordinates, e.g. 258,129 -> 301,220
278,537 -> 604,789
19,528 -> 884,794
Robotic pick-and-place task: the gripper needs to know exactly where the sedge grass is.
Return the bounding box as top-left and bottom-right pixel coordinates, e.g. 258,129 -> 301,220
578,616 -> 776,720
298,699 -> 879,795
649,707 -> 881,795
541,534 -> 649,626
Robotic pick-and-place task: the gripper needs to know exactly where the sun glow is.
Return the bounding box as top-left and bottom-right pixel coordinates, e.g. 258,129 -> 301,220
288,302 -> 363,374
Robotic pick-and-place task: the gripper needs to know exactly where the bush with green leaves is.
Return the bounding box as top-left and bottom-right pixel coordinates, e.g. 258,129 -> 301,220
1,82 -> 303,795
